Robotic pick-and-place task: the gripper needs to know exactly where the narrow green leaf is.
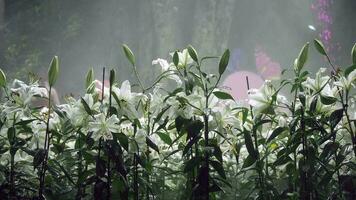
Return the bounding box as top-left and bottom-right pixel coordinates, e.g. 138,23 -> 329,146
48,56 -> 59,87
267,127 -> 287,143
187,45 -> 198,63
243,131 -> 257,160
314,39 -> 327,56
173,51 -> 179,67
320,95 -> 337,105
242,154 -> 256,168
330,109 -> 343,129
122,44 -> 135,66
146,136 -> 159,153
157,132 -> 172,145
210,160 -> 226,179
7,127 -> 15,145
85,68 -> 94,89
219,49 -> 230,75
213,91 -> 234,100
352,43 -> 356,64
295,42 -> 309,72
344,64 -> 356,77
80,97 -> 92,116
116,132 -> 129,151
0,68 -> 6,87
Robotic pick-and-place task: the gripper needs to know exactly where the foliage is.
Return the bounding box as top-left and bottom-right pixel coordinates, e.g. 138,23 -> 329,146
0,40 -> 355,200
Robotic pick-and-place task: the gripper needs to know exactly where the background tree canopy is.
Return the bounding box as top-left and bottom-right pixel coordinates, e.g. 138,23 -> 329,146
0,0 -> 355,97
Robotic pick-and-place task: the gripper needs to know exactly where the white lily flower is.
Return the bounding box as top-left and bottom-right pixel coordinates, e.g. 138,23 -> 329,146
152,58 -> 182,86
88,113 -> 119,141
334,69 -> 356,90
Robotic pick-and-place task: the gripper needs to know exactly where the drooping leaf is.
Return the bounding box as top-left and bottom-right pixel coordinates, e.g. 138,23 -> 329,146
267,127 -> 287,143
146,136 -> 159,153
314,39 -> 327,56
48,56 -> 59,87
309,96 -> 318,112
329,109 -> 343,129
187,45 -> 198,63
213,91 -> 234,100
210,160 -> 226,179
186,120 -> 204,139
122,44 -> 135,66
157,132 -> 172,145
242,154 -> 256,168
81,97 -> 92,116
96,157 -> 106,177
219,49 -> 230,75
0,68 -> 6,87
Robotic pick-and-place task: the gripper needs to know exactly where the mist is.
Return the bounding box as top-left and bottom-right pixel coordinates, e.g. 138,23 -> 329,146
0,0 -> 355,99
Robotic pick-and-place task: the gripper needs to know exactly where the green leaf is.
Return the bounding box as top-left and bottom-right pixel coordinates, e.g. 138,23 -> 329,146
267,127 -> 287,143
0,68 -> 6,87
146,136 -> 159,153
109,69 -> 116,86
219,49 -> 230,75
116,132 -> 128,151
184,157 -> 201,173
295,42 -> 309,72
243,131 -> 257,160
85,68 -> 94,89
352,43 -> 356,64
187,45 -> 198,63
122,44 -> 135,66
80,97 -> 92,116
210,160 -> 226,179
309,96 -> 318,112
157,132 -> 172,145
186,120 -> 204,139
242,154 -> 256,168
344,64 -> 356,77
320,95 -> 337,105
7,127 -> 15,145
314,39 -> 327,56
329,109 -> 343,129
173,51 -> 179,66
213,91 -> 234,100
48,56 -> 59,87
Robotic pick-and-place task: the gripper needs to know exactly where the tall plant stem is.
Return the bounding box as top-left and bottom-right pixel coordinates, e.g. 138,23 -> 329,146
76,131 -> 83,200
9,113 -> 16,199
39,86 -> 52,199
246,76 -> 266,199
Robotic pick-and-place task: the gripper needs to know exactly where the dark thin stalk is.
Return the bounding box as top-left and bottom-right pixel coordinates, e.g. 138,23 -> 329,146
106,68 -> 112,200
39,86 -> 52,199
76,131 -> 83,200
9,113 -> 16,199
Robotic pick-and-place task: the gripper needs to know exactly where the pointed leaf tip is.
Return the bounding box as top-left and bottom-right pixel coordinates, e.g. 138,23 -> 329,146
0,68 -> 6,87
219,49 -> 230,75
314,39 -> 327,56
